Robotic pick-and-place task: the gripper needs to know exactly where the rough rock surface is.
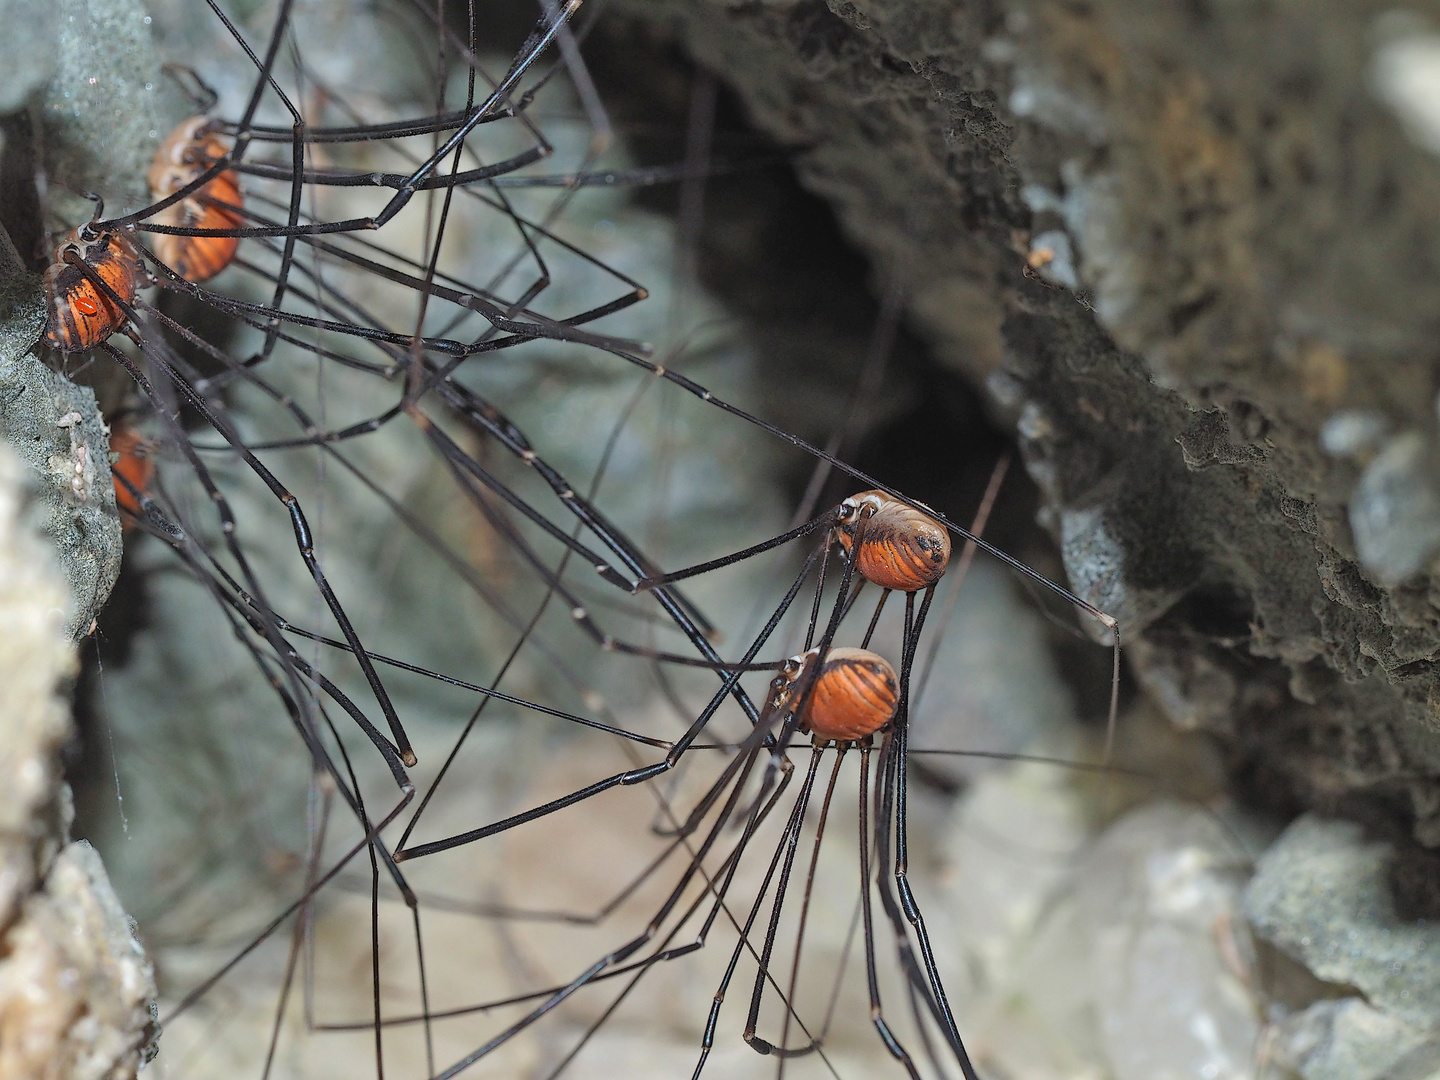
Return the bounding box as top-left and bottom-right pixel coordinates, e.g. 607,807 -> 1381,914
0,0 -> 57,115
0,221 -> 121,639
38,0 -> 187,226
0,442 -> 75,940
0,843 -> 161,1080
1245,814 -> 1440,1080
606,0 -> 1440,846
0,443 -> 157,1079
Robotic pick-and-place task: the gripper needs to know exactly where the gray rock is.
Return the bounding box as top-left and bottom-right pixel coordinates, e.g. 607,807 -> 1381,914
1349,432 -> 1440,585
1059,496 -> 1193,640
946,798 -> 1264,1079
1245,815 -> 1440,1079
1321,410 -> 1391,460
0,440 -> 157,1080
0,442 -> 74,933
39,0 -> 187,226
0,841 -> 161,1080
0,222 -> 120,639
1245,815 -> 1440,1028
1265,998 -> 1440,1080
0,0 -> 58,115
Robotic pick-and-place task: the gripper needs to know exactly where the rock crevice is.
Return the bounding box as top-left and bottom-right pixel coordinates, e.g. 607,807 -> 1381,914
611,0 -> 1440,845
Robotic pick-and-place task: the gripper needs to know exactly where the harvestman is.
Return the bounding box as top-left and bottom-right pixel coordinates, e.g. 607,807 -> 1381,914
40,2 -> 1126,1076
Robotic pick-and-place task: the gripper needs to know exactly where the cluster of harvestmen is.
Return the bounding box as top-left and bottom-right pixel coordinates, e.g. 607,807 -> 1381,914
40,1 -> 1123,1077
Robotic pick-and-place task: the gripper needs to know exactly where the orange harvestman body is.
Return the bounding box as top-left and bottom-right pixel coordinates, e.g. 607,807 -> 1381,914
109,426 -> 153,526
42,220 -> 143,352
793,646 -> 899,742
836,489 -> 952,593
146,116 -> 244,283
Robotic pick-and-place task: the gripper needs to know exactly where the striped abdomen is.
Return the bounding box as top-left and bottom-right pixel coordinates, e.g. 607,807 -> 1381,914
837,490 -> 952,592
148,116 -> 243,282
797,647 -> 898,742
43,229 -> 141,352
110,427 -> 153,525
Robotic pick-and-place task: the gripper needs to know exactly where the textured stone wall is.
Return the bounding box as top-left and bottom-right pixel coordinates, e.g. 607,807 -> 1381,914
0,443 -> 157,1080
609,0 -> 1440,849
0,219 -> 121,641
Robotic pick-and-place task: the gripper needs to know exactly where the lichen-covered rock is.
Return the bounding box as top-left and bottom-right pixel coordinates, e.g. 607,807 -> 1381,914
0,223 -> 121,639
38,0 -> 187,226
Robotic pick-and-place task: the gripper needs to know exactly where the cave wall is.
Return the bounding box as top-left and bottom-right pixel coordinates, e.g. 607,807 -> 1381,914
607,0 -> 1440,843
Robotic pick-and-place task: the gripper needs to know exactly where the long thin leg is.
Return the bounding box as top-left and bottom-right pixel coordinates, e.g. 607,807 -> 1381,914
858,746 -> 922,1080
418,542 -> 907,1075
690,755 -> 818,1078
894,589 -> 983,1078
108,242 -> 697,771
775,746 -> 848,1074
161,782 -> 416,1027
135,298 -> 635,739
321,743 -> 802,1039
869,589 -> 982,1077
101,329 -> 419,766
427,716 -> 792,1078
742,747 -> 824,1056
392,549 -> 819,863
